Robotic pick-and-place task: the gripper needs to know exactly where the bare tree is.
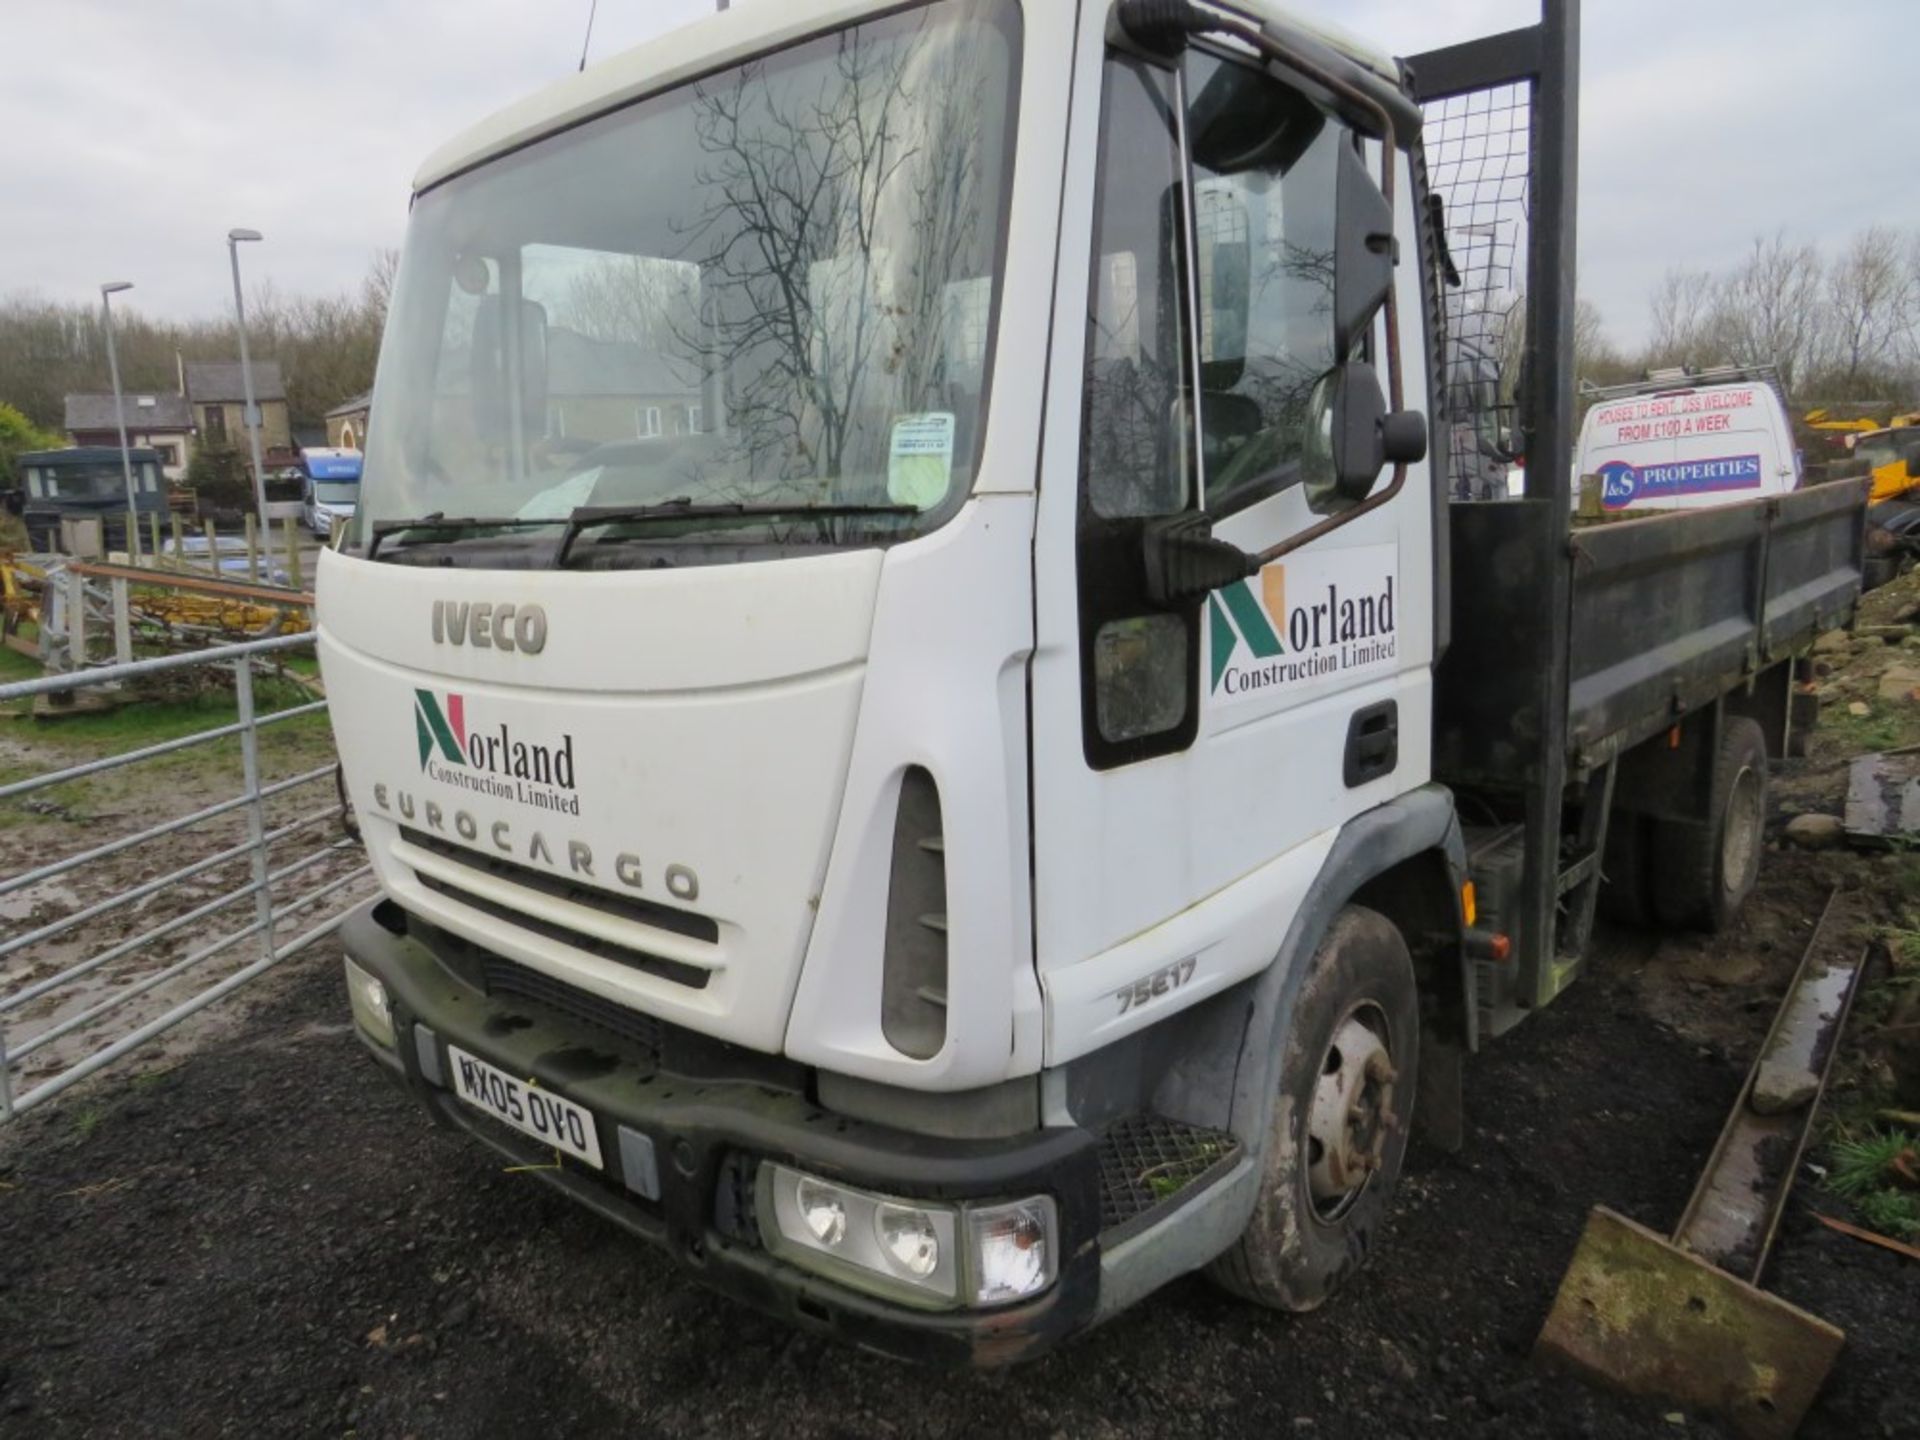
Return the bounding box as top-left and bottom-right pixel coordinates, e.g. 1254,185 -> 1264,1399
1823,226 -> 1916,391
1714,232 -> 1826,387
1646,266 -> 1719,369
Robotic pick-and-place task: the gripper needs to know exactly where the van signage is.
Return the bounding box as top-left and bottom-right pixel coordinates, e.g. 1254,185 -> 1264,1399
1207,543 -> 1399,704
1600,454 -> 1762,510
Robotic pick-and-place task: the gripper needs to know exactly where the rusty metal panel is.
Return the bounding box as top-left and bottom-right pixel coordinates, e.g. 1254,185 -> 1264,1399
1537,1206 -> 1844,1440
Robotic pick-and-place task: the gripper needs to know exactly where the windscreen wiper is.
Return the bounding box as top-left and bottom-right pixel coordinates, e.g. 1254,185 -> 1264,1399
366,513 -> 560,560
554,498 -> 919,567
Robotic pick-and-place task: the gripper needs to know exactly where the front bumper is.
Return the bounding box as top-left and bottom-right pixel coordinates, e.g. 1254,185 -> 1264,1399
340,901 -> 1105,1366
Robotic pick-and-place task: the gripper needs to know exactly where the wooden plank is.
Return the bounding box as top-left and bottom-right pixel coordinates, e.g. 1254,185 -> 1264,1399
66,560 -> 313,608
110,576 -> 133,665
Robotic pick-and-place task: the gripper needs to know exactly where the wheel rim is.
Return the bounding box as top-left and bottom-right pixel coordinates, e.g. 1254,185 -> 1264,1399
1305,1003 -> 1398,1222
1721,764 -> 1762,892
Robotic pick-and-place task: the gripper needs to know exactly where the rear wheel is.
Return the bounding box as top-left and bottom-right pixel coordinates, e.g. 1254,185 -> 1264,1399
1208,906 -> 1417,1311
1650,716 -> 1768,932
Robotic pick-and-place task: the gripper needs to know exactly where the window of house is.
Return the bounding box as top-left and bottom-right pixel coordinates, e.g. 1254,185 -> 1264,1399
204,406 -> 228,445
687,403 -> 703,434
635,405 -> 662,438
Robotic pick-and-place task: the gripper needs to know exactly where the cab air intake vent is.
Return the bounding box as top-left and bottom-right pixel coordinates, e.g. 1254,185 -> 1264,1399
881,767 -> 948,1060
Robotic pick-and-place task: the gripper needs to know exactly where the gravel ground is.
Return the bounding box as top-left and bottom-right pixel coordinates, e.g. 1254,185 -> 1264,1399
0,910 -> 1913,1440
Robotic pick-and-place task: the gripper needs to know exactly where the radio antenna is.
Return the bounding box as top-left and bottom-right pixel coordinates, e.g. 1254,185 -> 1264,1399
577,0 -> 599,72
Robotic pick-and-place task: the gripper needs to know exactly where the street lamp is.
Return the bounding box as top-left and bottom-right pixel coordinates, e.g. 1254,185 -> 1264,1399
99,280 -> 142,560
226,228 -> 270,529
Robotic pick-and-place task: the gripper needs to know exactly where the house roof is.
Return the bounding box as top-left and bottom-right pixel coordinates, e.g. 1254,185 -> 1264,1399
20,446 -> 164,467
184,360 -> 286,404
64,391 -> 192,432
325,390 -> 373,418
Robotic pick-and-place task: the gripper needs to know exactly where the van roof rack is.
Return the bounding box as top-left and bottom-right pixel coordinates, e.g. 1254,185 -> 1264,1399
1579,362 -> 1783,403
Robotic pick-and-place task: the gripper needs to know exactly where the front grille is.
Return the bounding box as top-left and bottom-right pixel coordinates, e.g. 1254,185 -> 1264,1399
1095,1114 -> 1242,1236
481,954 -> 665,1066
417,870 -> 711,989
400,826 -> 717,943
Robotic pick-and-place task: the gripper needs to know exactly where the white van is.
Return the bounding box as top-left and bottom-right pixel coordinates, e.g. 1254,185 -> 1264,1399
1575,366 -> 1799,515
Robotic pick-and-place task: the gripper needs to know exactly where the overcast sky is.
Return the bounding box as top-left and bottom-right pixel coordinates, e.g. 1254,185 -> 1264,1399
3,0 -> 1914,348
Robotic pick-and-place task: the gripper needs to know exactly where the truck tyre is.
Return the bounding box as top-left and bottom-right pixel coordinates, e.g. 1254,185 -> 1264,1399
1208,905 -> 1417,1312
1650,717 -> 1768,933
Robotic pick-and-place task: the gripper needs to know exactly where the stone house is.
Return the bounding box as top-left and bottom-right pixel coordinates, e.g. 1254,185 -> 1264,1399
63,391 -> 196,482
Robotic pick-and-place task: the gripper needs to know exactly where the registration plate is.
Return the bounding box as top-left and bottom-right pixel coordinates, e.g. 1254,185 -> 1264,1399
447,1044 -> 604,1169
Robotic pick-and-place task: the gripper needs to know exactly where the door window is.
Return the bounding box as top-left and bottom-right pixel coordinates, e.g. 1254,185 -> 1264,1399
1074,55 -> 1199,766
1184,50 -> 1345,517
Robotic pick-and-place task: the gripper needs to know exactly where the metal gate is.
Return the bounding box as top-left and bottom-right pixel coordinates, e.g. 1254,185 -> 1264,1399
0,633 -> 372,1119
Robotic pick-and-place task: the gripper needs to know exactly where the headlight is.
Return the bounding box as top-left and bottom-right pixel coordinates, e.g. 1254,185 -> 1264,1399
343,956 -> 394,1048
760,1163 -> 1057,1310
968,1198 -> 1058,1305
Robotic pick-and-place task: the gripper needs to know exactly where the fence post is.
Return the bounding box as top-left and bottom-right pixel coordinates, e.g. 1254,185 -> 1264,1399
203,519 -> 220,576
65,566 -> 85,666
283,517 -> 303,591
110,577 -> 133,666
170,515 -> 185,570
126,508 -> 140,563
328,515 -> 345,552
148,512 -> 162,567
233,658 -> 278,961
245,514 -> 260,583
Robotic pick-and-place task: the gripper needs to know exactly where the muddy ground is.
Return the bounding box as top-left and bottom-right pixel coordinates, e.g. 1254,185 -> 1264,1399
0,579 -> 1917,1438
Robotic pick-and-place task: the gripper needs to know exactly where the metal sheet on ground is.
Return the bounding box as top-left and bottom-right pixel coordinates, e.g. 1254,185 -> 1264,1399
1537,1206 -> 1845,1440
1844,750 -> 1920,843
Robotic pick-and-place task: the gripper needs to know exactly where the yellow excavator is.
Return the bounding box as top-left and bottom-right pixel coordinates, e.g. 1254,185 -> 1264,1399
1840,418 -> 1920,588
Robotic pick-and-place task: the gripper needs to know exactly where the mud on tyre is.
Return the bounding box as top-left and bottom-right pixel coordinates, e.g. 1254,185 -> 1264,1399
1208,905 -> 1418,1311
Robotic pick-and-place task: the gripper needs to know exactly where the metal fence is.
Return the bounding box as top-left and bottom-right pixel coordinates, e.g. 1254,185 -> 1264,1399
0,633 -> 371,1120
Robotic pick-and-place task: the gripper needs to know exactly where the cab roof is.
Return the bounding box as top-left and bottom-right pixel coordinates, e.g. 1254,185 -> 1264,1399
413,0 -> 1400,193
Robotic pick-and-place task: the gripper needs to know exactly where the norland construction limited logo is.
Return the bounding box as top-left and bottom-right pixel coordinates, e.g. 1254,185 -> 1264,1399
1208,543 -> 1400,705
413,689 -> 580,814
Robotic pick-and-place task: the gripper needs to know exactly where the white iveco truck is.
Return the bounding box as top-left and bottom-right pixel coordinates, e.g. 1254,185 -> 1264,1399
323,0 -> 1864,1361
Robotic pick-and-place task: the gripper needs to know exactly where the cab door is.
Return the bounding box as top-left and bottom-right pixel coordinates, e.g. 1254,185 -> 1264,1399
1029,18 -> 1436,1066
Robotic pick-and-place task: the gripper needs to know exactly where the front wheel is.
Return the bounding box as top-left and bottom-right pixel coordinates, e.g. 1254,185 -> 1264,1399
1207,906 -> 1418,1311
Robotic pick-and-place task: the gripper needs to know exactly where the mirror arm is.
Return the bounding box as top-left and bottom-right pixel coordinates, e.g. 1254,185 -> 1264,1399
1247,461 -> 1411,570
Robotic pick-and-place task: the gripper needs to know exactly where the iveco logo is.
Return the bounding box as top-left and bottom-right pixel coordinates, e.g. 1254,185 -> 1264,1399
431,600 -> 548,654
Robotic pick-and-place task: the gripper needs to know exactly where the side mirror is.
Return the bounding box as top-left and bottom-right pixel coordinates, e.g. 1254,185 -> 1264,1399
1314,360 -> 1427,508
471,296 -> 550,442
1333,142 -> 1395,362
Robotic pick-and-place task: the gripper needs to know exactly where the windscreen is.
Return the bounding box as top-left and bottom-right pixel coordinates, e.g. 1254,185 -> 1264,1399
360,0 -> 1020,564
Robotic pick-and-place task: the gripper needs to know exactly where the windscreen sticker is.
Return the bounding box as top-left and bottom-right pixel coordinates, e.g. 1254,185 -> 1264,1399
1599,455 -> 1761,509
887,412 -> 956,510
1208,543 -> 1399,706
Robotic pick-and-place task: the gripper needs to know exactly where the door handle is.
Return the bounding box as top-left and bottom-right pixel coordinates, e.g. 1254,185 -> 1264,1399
1343,700 -> 1399,788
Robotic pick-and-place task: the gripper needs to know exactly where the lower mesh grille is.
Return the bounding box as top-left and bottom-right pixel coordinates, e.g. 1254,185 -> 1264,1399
1096,1114 -> 1242,1235
482,955 -> 664,1068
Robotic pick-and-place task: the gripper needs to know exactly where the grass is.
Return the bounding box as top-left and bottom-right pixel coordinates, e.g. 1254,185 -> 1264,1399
73,1107 -> 105,1140
1821,701 -> 1912,756
1826,1127 -> 1920,1239
0,671 -> 336,831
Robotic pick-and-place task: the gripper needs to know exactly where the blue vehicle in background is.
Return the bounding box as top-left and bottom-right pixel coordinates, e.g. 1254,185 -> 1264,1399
299,447 -> 362,537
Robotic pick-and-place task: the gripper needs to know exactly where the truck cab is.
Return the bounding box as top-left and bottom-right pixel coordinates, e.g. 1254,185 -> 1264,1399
322,0 -> 1861,1363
